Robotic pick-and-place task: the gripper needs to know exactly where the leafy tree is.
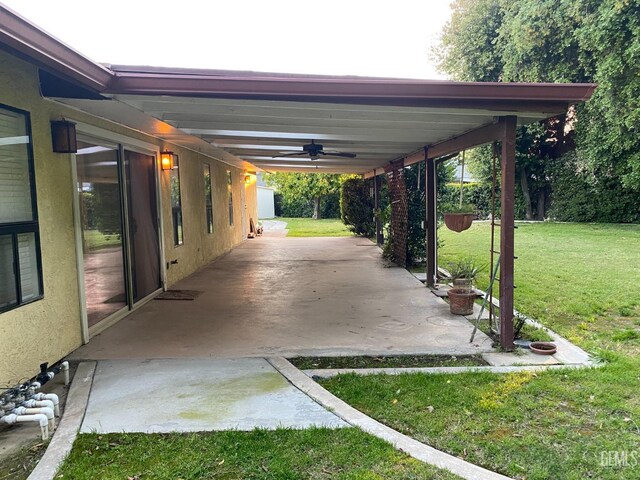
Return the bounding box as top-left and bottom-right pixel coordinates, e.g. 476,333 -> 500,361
265,172 -> 349,219
436,0 -> 640,222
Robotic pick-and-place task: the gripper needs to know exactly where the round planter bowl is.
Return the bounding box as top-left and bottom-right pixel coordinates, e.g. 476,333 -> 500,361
448,287 -> 476,315
444,213 -> 474,233
529,341 -> 557,355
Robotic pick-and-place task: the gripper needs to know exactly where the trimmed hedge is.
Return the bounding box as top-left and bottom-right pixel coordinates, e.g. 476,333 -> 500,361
439,182 -> 495,219
340,177 -> 374,236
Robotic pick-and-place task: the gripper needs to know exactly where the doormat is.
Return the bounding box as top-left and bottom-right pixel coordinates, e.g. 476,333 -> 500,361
155,290 -> 203,301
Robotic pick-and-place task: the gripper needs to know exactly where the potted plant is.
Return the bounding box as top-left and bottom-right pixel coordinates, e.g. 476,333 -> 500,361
443,204 -> 476,233
446,259 -> 484,315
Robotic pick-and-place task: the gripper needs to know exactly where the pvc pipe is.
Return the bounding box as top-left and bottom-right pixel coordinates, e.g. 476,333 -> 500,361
13,406 -> 55,431
23,399 -> 54,411
32,393 -> 60,416
1,413 -> 49,440
60,361 -> 70,385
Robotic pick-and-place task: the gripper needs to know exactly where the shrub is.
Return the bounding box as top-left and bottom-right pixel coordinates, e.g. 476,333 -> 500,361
548,152 -> 640,223
340,177 -> 374,236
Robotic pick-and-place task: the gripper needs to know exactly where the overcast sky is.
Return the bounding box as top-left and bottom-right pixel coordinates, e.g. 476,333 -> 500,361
3,0 -> 453,79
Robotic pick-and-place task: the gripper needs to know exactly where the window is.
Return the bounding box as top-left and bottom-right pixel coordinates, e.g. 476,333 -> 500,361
203,164 -> 213,233
171,156 -> 183,245
0,104 -> 43,313
227,170 -> 234,226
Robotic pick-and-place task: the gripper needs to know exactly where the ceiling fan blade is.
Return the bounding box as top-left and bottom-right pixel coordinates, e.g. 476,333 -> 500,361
271,152 -> 306,158
325,151 -> 357,158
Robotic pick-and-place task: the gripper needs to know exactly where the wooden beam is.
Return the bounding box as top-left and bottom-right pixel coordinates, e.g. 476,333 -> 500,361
427,121 -> 504,160
499,116 -> 517,351
366,120 -> 506,178
374,169 -> 384,246
425,150 -> 437,287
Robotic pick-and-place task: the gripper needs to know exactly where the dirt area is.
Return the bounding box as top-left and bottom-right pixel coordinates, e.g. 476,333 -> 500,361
288,354 -> 488,370
0,362 -> 78,480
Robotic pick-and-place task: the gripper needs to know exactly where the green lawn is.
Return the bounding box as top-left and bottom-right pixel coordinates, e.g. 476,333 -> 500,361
279,217 -> 353,237
439,222 -> 640,351
320,222 -> 640,480
57,429 -> 460,480
83,229 -> 121,251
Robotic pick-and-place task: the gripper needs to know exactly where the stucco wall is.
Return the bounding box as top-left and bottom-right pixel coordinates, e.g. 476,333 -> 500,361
245,174 -> 259,231
0,50 -> 255,386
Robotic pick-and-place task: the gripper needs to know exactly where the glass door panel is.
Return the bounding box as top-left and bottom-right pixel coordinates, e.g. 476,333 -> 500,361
124,150 -> 161,302
75,141 -> 127,327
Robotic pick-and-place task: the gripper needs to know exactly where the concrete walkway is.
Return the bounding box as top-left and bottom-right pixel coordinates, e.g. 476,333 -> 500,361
81,358 -> 346,433
70,236 -> 492,360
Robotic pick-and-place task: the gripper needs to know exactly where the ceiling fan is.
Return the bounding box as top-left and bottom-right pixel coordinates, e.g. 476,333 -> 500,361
272,140 -> 356,160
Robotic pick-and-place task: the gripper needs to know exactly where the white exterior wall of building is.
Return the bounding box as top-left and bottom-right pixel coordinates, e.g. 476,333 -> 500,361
257,186 -> 275,219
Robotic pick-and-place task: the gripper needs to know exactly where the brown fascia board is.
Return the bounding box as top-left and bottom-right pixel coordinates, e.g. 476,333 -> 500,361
0,4 -> 595,110
107,67 -> 596,111
0,4 -> 596,110
0,4 -> 113,91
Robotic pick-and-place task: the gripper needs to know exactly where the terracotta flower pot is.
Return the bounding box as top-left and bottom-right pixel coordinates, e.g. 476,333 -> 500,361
444,213 -> 474,232
453,278 -> 473,291
448,287 -> 476,315
530,342 -> 557,355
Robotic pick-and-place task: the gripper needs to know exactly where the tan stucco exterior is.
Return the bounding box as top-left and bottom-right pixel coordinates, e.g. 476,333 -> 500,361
0,50 -> 257,386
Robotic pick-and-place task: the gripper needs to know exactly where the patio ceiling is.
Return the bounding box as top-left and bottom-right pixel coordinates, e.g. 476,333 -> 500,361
98,94 -> 536,174
53,66 -> 595,175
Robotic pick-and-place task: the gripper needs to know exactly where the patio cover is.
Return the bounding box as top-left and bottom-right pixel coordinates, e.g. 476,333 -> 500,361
0,4 -> 596,350
0,4 -> 595,175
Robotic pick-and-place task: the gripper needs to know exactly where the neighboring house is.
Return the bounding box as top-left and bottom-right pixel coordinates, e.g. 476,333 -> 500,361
454,163 -> 476,183
256,172 -> 276,219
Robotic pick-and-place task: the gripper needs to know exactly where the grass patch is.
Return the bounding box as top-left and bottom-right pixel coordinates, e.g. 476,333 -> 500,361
317,222 -> 640,480
518,323 -> 553,343
321,358 -> 640,480
289,355 -> 487,370
83,229 -> 121,251
439,222 -> 640,352
279,217 -> 353,237
57,429 -> 460,479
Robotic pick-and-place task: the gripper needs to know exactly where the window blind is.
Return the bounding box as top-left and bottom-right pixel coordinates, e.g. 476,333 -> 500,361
0,109 -> 33,223
0,105 -> 41,311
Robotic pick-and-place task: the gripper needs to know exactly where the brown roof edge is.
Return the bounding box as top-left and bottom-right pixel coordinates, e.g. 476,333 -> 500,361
0,4 -> 113,91
108,68 -> 596,104
0,5 -> 596,106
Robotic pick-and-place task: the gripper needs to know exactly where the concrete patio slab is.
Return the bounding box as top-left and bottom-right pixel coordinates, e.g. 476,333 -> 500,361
482,351 -> 562,366
70,237 -> 492,361
81,358 -> 346,433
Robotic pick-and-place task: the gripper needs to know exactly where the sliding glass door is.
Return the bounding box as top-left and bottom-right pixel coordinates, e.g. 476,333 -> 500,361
76,140 -> 127,327
75,140 -> 162,331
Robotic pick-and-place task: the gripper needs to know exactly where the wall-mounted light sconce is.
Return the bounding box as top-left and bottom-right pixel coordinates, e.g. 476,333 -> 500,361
244,173 -> 256,185
160,151 -> 178,171
51,120 -> 77,153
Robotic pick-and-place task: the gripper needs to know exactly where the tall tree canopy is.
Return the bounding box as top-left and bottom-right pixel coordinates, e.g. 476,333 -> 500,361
436,0 -> 640,221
